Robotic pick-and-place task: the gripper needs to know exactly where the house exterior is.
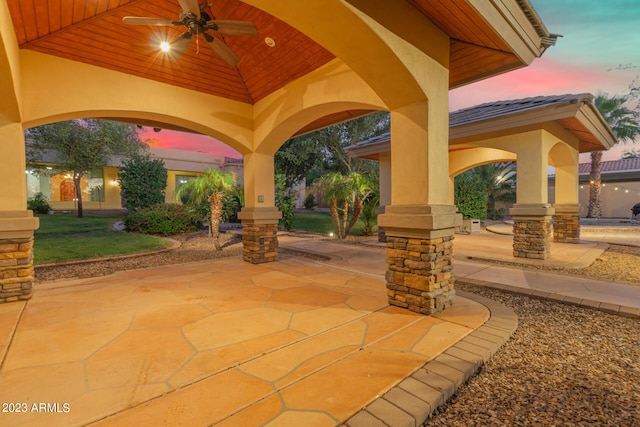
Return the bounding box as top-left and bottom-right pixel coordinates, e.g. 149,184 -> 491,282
549,157 -> 640,218
26,146 -> 244,212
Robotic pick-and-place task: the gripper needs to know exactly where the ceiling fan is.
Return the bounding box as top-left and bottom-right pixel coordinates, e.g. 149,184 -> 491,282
122,0 -> 258,66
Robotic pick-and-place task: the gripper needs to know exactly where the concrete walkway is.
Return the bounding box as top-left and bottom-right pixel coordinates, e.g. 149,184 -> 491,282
1,231 -> 638,426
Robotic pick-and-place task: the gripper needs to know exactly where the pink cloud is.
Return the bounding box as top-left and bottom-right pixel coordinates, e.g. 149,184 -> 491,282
450,58 -> 635,111
138,128 -> 242,158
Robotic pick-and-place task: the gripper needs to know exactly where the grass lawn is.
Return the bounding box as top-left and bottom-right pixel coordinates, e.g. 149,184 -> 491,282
292,210 -> 376,236
34,215 -> 171,264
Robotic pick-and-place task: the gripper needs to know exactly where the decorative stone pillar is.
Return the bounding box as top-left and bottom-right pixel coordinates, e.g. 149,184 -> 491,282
0,211 -> 39,303
238,207 -> 282,264
509,204 -> 554,259
553,204 -> 581,243
378,205 -> 461,315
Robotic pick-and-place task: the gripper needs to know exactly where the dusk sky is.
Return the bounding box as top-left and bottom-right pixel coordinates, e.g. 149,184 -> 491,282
143,0 -> 640,161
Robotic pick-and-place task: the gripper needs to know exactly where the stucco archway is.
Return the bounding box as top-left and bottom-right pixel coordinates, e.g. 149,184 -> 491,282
1,0 -> 556,313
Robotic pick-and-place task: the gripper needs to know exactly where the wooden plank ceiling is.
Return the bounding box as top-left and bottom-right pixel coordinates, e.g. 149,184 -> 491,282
6,0 -> 531,129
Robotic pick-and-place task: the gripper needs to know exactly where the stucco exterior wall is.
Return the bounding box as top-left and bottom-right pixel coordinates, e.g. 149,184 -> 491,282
549,180 -> 640,218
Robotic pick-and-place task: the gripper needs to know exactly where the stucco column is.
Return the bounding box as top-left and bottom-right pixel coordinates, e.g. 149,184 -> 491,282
553,150 -> 580,243
509,143 -> 554,258
0,123 -> 39,303
237,152 -> 282,264
376,151 -> 391,242
378,101 -> 461,315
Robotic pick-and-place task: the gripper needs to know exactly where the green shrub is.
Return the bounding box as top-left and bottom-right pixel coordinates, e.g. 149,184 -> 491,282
360,195 -> 378,236
125,203 -> 201,235
28,192 -> 52,214
275,174 -> 296,231
118,154 -> 168,212
454,173 -> 488,220
303,193 -> 317,210
487,207 -> 506,220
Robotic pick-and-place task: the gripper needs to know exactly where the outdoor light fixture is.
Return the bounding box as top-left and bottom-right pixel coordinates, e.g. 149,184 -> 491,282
160,41 -> 171,52
265,37 -> 275,47
111,180 -> 119,186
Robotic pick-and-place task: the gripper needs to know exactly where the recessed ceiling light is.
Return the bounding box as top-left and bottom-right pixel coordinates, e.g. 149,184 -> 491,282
265,37 -> 275,47
160,41 -> 171,52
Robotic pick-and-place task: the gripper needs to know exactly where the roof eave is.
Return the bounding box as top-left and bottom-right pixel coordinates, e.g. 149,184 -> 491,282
467,0 -> 554,67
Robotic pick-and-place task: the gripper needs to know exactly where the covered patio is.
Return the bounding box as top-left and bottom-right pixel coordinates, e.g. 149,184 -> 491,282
0,0 -> 558,314
346,94 -> 616,260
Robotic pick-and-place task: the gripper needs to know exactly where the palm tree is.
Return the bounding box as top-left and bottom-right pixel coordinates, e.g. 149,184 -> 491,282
473,163 -> 516,212
316,172 -> 373,239
589,93 -> 640,217
176,168 -> 235,250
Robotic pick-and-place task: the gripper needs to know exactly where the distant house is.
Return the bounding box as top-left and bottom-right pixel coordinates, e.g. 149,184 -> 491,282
25,147 -> 244,212
549,157 -> 640,218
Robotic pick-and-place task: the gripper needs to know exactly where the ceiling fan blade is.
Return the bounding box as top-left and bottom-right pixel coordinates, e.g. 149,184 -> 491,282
206,20 -> 258,36
203,33 -> 240,66
122,16 -> 176,26
171,32 -> 193,54
178,0 -> 201,19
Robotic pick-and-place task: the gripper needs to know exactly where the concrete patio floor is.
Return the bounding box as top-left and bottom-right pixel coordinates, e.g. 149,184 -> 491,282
2,226 -> 639,426
0,252 -> 491,426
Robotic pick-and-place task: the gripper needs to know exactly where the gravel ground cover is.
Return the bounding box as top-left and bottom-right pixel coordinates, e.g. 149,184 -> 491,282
426,284 -> 640,426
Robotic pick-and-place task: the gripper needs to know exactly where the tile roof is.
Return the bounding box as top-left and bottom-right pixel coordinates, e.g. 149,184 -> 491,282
347,94 -> 595,150
449,93 -> 592,127
578,157 -> 640,174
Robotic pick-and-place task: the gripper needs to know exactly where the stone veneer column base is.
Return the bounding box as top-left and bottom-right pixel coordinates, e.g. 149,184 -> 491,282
378,205 -> 461,315
510,204 -> 554,260
238,207 -> 282,264
385,234 -> 455,315
553,204 -> 581,243
0,211 -> 39,304
376,206 -> 387,243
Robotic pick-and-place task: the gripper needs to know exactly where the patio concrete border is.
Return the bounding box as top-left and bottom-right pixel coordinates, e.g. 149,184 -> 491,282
342,290 -> 518,427
457,277 -> 640,319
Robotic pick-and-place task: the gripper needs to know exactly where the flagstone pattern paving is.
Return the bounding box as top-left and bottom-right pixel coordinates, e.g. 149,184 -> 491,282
0,255 -> 491,426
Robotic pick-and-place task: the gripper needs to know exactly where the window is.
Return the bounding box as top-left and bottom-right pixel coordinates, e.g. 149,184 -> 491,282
25,168 -> 104,203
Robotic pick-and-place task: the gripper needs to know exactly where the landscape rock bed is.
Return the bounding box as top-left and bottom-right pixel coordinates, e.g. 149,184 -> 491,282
426,284 -> 640,426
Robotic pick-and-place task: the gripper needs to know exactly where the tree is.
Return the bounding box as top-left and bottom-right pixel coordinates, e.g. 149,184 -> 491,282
175,168 -> 235,251
26,119 -> 145,217
622,148 -> 640,159
118,153 -> 168,211
275,112 -> 389,188
589,93 -> 640,217
315,111 -> 389,175
275,136 -> 323,189
315,172 -> 373,239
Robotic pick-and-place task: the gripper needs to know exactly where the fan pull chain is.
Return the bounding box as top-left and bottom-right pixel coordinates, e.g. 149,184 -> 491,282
195,27 -> 200,54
